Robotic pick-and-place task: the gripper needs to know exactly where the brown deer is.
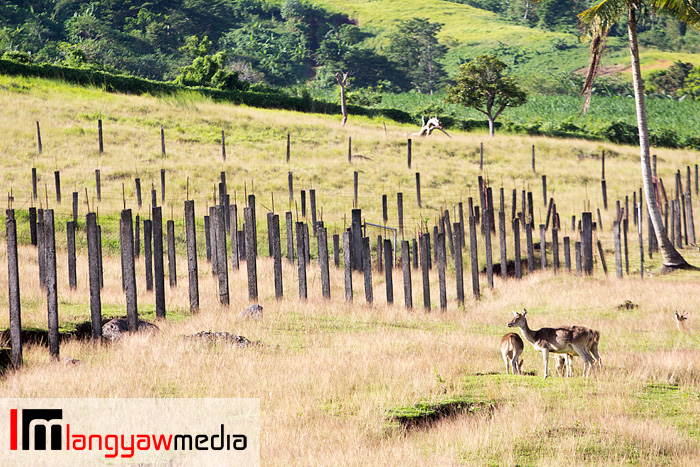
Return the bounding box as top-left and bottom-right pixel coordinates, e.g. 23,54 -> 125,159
507,309 -> 597,379
675,311 -> 689,331
555,329 -> 602,377
500,333 -> 524,375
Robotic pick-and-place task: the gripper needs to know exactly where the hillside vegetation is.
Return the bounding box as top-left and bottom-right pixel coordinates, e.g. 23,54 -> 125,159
1,74 -> 700,465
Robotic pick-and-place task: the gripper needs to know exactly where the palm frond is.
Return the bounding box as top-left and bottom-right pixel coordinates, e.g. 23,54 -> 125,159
646,0 -> 700,27
579,0 -> 627,31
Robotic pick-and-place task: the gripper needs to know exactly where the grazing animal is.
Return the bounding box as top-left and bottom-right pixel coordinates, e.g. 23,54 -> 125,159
555,329 -> 602,377
500,332 -> 524,375
507,309 -> 597,379
675,311 -> 689,331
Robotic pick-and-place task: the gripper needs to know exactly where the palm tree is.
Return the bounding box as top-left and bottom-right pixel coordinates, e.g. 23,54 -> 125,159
579,0 -> 700,269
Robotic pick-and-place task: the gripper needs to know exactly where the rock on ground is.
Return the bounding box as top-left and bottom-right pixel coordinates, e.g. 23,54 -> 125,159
184,331 -> 260,348
102,319 -> 159,342
238,304 -> 263,319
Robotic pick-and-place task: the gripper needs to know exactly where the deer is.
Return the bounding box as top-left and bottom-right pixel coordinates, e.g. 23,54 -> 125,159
675,311 -> 689,331
500,332 -> 524,375
555,329 -> 602,377
507,309 -> 597,379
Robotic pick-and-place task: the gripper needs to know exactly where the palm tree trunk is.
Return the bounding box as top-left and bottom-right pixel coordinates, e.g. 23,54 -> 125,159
628,8 -> 687,268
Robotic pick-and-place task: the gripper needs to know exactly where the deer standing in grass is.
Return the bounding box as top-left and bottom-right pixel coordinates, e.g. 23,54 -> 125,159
675,311 -> 689,331
555,329 -> 602,377
500,333 -> 524,375
507,309 -> 597,379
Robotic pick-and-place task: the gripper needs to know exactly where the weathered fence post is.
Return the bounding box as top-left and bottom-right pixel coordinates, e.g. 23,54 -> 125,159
319,227 -> 331,299
230,204 -> 239,270
398,193 -> 404,236
407,138 -> 412,168
245,207 -> 258,301
301,190 -> 306,218
184,200 -> 199,313
221,130 -> 226,161
343,231 -> 353,302
402,240 -> 412,309
97,224 -> 104,289
135,215 -> 140,259
484,210 -> 494,288
296,222 -> 306,300
597,238 -> 608,275
160,168 -> 166,204
602,180 -> 608,210
45,210 -> 59,359
526,223 -> 534,274
563,236 -> 571,272
582,212 -> 593,275
363,237 -> 373,304
273,214 -> 283,299
120,209 -> 138,331
54,171 -> 61,204
32,168 -> 38,201
353,171 -> 359,207
420,234 -> 430,310
437,233 -> 447,309
209,206 -> 218,276
412,238 -> 418,270
333,234 -> 340,267
95,169 -> 101,202
552,228 -> 559,274
86,212 -> 102,339
286,211 -> 294,262
144,219 -> 153,291
310,189 -> 317,235
37,209 -> 46,288
416,172 -> 421,207
540,224 -> 547,270
469,215 -> 480,299
286,133 -> 290,162
513,218 -> 521,279
67,221 -> 77,289
6,210 -> 22,366
153,206 -> 166,319
167,219 -> 177,287
614,221 -> 623,278
288,172 -> 293,201
377,235 -> 383,273
575,241 -> 582,276
135,178 -> 142,207
351,209 -> 363,271
453,224 -> 464,305
384,238 -> 393,304
499,211 -> 507,280
542,175 -> 547,207
623,218 -> 629,275
36,121 -> 42,154
215,206 -> 229,305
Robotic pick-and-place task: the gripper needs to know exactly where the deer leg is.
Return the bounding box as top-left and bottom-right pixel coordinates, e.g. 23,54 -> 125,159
542,349 -> 550,379
573,344 -> 595,377
511,356 -> 519,375
566,354 -> 573,378
591,342 -> 601,368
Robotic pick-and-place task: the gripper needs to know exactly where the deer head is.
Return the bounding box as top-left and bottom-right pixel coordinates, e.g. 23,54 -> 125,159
508,309 -> 527,328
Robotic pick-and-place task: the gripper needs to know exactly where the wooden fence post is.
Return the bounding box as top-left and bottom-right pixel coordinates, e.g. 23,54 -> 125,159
167,219 -> 177,287
36,121 -> 42,154
351,209 -> 363,271
353,172 -> 358,207
623,218 -> 629,275
552,227 -> 559,274
333,234 -> 340,267
563,236 -> 571,272
343,231 -> 353,302
286,211 -> 294,263
319,227 -> 331,299
437,233 -> 447,309
402,240 -> 412,309
6,210 -> 22,366
597,238 -> 608,275
96,169 -> 101,202
67,221 -> 77,289
407,138 -> 411,168
230,204 -> 239,270
540,224 -> 547,270
273,214 -> 283,299
416,172 -> 421,208
153,206 -> 166,319
575,241 -> 582,276
499,211 -> 507,280
484,210 -> 494,288
44,210 -> 59,359
135,178 -> 142,207
420,234 -> 430,310
135,215 -> 140,259
469,215 -> 480,299
614,221 -> 623,278
160,169 -> 166,204
86,212 -> 102,338
384,238 -> 393,304
245,207 -> 258,301
513,218 -> 521,279
209,206 -> 218,276
310,189 -> 317,235
215,205 -> 229,305
296,222 -> 307,300
120,209 -> 139,331
363,237 -> 373,304
144,219 -> 153,291
582,212 -> 593,275
37,209 -> 46,288
526,223 -> 534,273
184,200 -> 199,312
54,170 -> 61,204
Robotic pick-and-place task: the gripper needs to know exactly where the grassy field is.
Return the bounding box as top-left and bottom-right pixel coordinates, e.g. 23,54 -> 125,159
296,0 -> 700,78
1,76 -> 700,465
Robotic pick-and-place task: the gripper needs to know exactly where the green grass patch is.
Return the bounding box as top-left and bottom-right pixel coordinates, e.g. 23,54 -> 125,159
388,394 -> 494,429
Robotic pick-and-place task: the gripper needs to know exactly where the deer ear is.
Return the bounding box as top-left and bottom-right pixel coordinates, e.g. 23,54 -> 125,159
512,310 -> 519,317
522,309 -> 527,316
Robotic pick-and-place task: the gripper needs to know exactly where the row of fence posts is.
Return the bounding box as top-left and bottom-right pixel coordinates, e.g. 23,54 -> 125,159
8,152 -> 699,369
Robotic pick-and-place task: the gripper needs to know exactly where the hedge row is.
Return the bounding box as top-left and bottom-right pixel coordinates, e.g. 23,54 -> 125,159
0,59 -> 412,123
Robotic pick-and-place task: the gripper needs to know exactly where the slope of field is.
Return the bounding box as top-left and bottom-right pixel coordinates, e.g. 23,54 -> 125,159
0,76 -> 700,465
305,0 -> 700,77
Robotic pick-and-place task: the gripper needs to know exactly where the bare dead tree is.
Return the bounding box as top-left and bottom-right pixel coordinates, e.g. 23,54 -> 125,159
335,72 -> 350,127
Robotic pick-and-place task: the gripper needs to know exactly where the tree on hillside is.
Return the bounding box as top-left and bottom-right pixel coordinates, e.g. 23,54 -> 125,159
445,54 -> 527,137
579,0 -> 699,269
386,18 -> 447,94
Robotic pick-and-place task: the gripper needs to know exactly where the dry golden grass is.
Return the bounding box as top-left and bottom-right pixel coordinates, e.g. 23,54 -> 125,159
0,76 -> 700,465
